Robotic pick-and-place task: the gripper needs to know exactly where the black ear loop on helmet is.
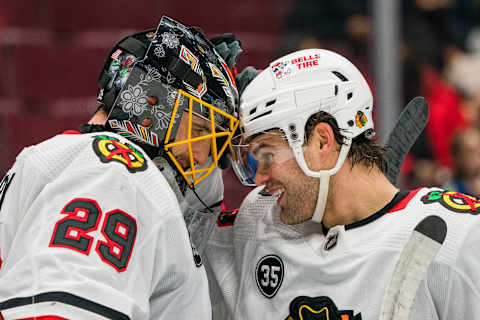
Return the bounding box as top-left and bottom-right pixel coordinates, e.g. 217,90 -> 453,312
190,186 -> 215,214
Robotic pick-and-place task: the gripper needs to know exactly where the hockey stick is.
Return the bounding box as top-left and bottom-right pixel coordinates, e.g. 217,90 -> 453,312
380,215 -> 447,320
385,96 -> 430,185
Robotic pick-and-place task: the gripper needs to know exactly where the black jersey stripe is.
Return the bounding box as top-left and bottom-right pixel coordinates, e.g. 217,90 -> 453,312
344,190 -> 411,231
0,291 -> 130,320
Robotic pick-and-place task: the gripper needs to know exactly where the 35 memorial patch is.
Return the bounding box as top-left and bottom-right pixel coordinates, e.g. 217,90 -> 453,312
256,254 -> 284,298
92,135 -> 147,173
287,295 -> 362,320
421,190 -> 480,214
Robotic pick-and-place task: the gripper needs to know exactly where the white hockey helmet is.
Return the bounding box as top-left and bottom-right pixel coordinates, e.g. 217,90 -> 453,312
232,48 -> 374,223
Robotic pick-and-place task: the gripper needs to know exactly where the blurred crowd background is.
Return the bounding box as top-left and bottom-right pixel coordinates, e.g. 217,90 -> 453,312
1,0 -> 480,208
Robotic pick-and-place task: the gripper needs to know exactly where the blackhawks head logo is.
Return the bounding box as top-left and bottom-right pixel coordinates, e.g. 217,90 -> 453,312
421,190 -> 480,214
355,111 -> 367,128
287,296 -> 362,320
92,135 -> 148,173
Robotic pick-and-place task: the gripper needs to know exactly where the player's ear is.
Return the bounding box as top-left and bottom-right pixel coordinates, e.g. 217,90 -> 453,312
303,122 -> 336,171
309,122 -> 335,155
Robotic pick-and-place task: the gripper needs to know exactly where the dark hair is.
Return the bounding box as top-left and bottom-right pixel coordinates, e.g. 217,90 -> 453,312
304,111 -> 388,173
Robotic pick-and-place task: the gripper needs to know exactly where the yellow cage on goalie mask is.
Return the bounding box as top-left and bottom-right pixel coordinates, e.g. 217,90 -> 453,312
164,89 -> 239,186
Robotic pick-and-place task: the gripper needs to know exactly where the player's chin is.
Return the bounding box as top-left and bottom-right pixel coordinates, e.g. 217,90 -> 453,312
280,204 -> 312,225
279,208 -> 298,225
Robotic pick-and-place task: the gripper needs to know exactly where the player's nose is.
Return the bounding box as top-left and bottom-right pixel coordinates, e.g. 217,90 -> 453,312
192,140 -> 210,166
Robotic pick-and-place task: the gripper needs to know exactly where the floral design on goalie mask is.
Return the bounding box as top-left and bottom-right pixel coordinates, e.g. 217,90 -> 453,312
119,85 -> 148,117
154,44 -> 165,58
166,86 -> 184,107
119,65 -> 175,121
151,105 -> 180,130
141,65 -> 162,83
161,32 -> 179,49
166,72 -> 176,84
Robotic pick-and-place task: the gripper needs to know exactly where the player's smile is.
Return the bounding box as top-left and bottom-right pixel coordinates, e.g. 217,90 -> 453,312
269,185 -> 286,206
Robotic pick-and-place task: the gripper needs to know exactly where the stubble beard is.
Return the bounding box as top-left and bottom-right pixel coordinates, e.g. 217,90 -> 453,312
279,168 -> 319,225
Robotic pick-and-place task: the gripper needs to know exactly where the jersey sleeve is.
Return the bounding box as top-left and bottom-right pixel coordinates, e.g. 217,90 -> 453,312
0,147 -> 49,274
0,149 -> 211,319
148,216 -> 211,320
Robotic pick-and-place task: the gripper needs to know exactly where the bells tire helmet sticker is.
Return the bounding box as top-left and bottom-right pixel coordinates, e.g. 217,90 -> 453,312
256,254 -> 284,298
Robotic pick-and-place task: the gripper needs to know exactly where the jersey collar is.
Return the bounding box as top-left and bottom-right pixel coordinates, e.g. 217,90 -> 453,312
343,188 -> 421,231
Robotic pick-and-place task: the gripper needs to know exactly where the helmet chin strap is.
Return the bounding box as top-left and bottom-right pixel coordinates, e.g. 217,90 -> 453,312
292,138 -> 352,224
311,174 -> 330,223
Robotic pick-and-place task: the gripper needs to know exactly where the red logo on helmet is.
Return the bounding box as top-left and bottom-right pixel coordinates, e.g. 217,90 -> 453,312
291,54 -> 321,71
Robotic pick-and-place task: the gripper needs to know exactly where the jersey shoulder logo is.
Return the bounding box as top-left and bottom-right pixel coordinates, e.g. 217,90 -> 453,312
92,135 -> 148,173
421,190 -> 480,215
256,254 -> 284,298
287,295 -> 362,320
0,171 -> 15,211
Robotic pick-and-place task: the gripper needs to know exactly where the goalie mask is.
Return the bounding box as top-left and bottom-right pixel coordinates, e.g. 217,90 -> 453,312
232,49 -> 373,223
97,16 -> 239,187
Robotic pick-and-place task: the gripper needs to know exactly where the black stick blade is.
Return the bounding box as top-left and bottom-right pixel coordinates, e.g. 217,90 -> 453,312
385,96 -> 430,185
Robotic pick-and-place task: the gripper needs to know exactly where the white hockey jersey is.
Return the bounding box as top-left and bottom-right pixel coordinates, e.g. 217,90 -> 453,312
206,186 -> 480,319
0,131 -> 211,320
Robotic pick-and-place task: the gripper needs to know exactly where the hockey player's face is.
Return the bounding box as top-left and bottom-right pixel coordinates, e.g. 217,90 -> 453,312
171,112 -> 211,169
250,131 -> 319,224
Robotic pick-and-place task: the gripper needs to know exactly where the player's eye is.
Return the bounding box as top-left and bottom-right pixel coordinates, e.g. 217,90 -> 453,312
259,152 -> 273,162
255,151 -> 274,171
191,126 -> 209,137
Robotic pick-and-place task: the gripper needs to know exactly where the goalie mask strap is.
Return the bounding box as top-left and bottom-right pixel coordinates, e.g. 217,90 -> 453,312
167,55 -> 203,88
